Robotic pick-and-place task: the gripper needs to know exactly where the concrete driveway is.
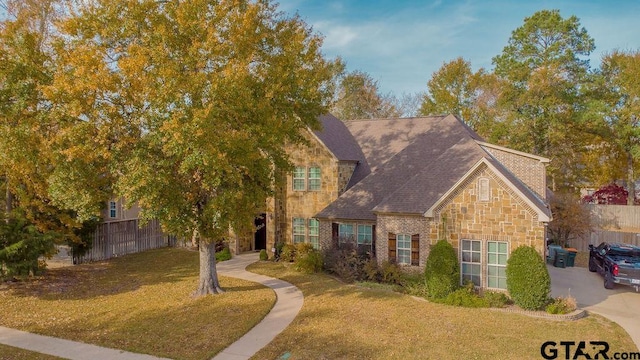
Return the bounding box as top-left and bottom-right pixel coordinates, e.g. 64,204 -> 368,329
549,264 -> 640,350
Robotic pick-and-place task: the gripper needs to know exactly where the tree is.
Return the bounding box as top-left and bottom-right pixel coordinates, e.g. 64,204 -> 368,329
420,58 -> 476,124
585,51 -> 640,205
420,57 -> 506,135
492,10 -> 595,191
547,192 -> 593,248
49,0 -> 335,296
582,183 -> 634,205
0,0 -> 93,231
331,70 -> 400,120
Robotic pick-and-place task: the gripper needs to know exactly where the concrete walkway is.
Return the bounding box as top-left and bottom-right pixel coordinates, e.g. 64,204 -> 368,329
549,264 -> 640,350
0,252 -> 303,360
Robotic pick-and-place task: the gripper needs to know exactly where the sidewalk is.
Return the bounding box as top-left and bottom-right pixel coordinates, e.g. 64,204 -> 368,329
0,252 -> 303,360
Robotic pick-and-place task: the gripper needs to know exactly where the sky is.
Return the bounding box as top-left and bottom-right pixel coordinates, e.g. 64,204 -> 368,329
277,0 -> 640,95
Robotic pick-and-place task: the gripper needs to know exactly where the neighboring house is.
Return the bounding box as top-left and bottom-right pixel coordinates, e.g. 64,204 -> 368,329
101,198 -> 141,222
233,114 -> 551,291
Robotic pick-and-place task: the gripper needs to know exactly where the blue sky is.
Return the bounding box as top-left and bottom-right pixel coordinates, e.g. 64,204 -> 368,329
277,0 -> 640,95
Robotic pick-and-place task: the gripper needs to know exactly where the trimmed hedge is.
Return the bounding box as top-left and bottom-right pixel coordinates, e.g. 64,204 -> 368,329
424,240 -> 460,299
506,245 -> 550,310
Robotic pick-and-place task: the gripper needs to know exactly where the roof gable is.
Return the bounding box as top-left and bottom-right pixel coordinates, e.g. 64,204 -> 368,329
315,114 -> 550,222
312,114 -> 370,188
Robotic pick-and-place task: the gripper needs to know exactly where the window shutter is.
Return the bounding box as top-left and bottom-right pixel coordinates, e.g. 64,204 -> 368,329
411,234 -> 420,266
388,233 -> 397,262
372,225 -> 377,257
332,223 -> 339,246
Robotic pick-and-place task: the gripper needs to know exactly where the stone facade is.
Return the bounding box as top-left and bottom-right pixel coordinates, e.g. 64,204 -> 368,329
265,131 -> 341,252
367,164 -> 547,289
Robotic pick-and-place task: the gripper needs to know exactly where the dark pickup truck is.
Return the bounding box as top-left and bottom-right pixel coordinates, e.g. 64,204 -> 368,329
589,242 -> 640,291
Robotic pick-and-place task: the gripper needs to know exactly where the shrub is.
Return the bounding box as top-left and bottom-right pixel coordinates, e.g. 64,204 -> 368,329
362,258 -> 381,282
380,261 -> 403,285
424,240 -> 459,299
483,291 -> 510,308
295,249 -> 323,274
322,244 -> 367,283
402,272 -> 429,297
69,217 -> 100,264
506,245 -> 550,310
259,249 -> 268,261
215,246 -> 232,262
295,243 -> 314,260
0,214 -> 56,280
545,296 -> 577,314
441,282 -> 489,308
274,241 -> 285,261
280,244 -> 296,262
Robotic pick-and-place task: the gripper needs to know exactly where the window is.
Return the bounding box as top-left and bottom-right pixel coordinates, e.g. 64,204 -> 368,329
478,178 -> 490,201
357,225 -> 373,245
338,223 -> 354,243
293,167 -> 306,191
487,241 -> 508,289
293,218 -> 306,243
308,167 -> 321,191
397,234 -> 411,265
109,201 -> 117,218
309,219 -> 319,249
461,239 -> 481,286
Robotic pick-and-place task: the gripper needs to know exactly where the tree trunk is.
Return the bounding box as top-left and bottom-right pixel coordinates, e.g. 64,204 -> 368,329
627,153 -> 635,206
193,240 -> 224,297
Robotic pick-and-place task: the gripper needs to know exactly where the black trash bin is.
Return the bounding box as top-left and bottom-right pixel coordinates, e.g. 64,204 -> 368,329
554,249 -> 568,268
566,249 -> 577,267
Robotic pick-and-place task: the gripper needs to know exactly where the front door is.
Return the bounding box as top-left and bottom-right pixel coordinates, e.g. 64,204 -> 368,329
254,214 -> 267,250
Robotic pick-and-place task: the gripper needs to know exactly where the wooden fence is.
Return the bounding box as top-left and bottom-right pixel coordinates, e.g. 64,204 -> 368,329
74,218 -> 168,264
573,205 -> 640,251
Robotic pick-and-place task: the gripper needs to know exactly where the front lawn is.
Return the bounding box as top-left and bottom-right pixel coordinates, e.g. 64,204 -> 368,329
0,248 -> 275,360
248,261 -> 638,360
0,344 -> 64,360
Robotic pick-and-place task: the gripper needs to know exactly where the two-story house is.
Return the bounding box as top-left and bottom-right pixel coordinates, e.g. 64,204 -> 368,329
231,113 -> 551,290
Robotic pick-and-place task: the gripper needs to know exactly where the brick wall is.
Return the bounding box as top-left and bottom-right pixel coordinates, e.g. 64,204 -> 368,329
481,145 -> 547,200
375,214 -> 431,267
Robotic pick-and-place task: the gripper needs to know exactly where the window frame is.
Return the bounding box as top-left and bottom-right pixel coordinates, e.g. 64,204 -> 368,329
396,234 -> 411,265
308,166 -> 321,191
487,241 -> 508,290
309,218 -> 319,249
293,167 -> 306,191
109,201 -> 117,218
292,217 -> 306,243
338,223 -> 355,243
461,239 -> 482,287
357,224 -> 373,245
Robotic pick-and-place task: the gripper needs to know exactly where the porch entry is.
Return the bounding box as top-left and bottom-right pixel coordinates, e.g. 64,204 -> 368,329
254,213 -> 267,250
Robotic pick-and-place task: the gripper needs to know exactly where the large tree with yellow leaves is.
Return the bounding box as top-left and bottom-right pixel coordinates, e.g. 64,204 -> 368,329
47,0 -> 335,296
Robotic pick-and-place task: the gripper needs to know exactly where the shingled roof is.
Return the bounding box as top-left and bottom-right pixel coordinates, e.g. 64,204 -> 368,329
315,114 -> 550,222
312,114 -> 370,189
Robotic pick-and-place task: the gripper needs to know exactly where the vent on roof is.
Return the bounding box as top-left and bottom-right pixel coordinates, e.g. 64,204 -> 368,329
479,178 -> 490,202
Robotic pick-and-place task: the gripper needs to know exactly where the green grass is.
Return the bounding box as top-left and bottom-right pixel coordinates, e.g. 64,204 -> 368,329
247,261 -> 638,360
0,248 -> 275,360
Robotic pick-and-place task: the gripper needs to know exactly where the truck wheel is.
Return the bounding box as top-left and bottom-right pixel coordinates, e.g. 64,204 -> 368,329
588,257 -> 597,272
604,272 -> 615,289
